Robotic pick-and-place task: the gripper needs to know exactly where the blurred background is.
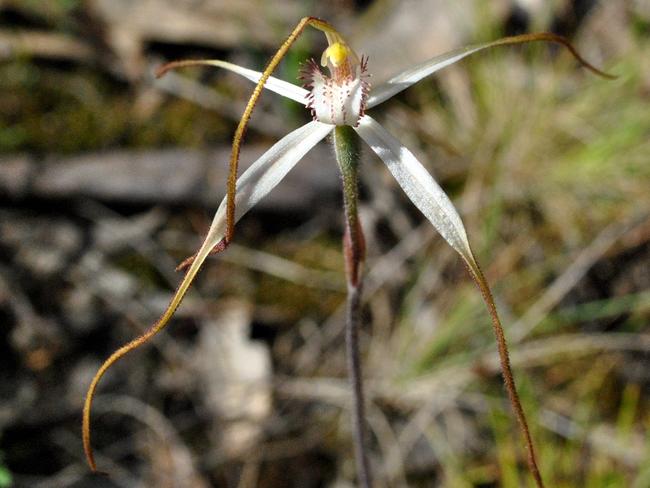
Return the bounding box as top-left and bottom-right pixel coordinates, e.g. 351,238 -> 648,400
1,0 -> 649,487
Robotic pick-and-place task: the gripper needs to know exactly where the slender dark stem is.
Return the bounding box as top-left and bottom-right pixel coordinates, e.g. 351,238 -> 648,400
346,282 -> 372,488
333,125 -> 373,487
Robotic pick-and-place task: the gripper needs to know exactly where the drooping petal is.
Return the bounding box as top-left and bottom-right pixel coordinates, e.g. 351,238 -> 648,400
354,115 -> 476,268
367,32 -> 614,108
181,119 -> 333,286
226,120 -> 334,221
82,120 -> 332,471
355,115 -> 548,487
157,59 -> 309,105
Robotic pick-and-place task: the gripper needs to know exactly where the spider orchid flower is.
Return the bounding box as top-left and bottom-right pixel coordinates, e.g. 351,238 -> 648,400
83,16 -> 612,486
151,28 -> 611,286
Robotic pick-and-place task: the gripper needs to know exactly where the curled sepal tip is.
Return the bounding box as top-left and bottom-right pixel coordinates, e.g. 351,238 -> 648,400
462,253 -> 545,488
368,31 -> 615,108
497,32 -> 616,79
82,232 -> 221,471
82,119 -> 331,472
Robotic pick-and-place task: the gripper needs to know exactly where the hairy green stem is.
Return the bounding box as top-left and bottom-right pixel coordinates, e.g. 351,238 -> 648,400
333,126 -> 365,286
467,261 -> 545,488
333,126 -> 372,488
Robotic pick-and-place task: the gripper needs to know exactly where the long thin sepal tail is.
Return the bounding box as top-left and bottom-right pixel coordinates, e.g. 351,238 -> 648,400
82,120 -> 332,471
367,32 -> 615,108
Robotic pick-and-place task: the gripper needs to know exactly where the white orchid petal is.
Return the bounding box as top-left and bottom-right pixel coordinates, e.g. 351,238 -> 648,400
196,120 -> 333,260
200,60 -> 309,105
368,42 -> 510,108
355,115 -> 475,266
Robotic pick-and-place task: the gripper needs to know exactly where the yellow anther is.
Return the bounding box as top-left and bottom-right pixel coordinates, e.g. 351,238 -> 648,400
323,42 -> 350,68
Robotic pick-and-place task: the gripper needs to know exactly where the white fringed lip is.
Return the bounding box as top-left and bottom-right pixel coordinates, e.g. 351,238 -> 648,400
301,58 -> 370,127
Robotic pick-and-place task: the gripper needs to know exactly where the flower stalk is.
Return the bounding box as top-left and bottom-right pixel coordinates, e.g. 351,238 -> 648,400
333,126 -> 365,287
333,126 -> 372,487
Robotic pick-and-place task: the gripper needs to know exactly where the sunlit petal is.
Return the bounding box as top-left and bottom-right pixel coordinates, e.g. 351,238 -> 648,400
367,33 -> 614,108
367,44 -> 491,108
178,120 -> 334,320
157,59 -> 309,105
355,115 -> 476,268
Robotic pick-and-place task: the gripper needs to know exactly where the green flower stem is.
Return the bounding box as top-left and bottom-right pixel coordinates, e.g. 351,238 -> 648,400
333,125 -> 372,488
333,126 -> 365,287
